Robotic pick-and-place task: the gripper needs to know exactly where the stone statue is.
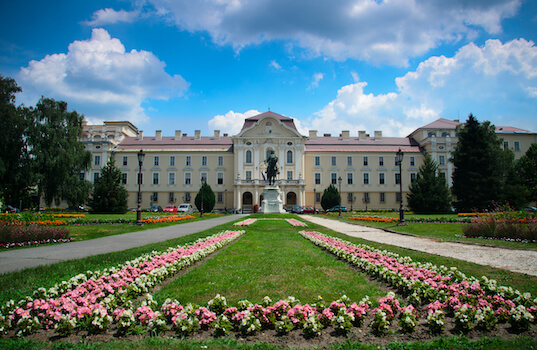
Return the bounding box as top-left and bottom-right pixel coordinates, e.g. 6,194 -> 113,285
265,151 -> 279,186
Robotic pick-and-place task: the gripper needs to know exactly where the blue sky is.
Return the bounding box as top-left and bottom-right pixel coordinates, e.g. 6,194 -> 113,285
1,0 -> 536,137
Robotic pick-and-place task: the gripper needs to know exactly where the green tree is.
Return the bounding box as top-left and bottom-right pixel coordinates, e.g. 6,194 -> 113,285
89,156 -> 128,213
407,154 -> 452,213
321,184 -> 340,211
195,182 -> 216,213
516,143 -> 537,203
28,97 -> 91,207
451,114 -> 503,212
0,75 -> 34,207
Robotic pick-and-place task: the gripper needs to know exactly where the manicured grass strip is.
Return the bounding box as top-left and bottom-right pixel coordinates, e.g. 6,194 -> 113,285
154,219 -> 387,306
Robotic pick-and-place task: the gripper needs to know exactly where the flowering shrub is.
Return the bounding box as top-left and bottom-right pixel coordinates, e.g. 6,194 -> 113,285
0,230 -> 244,337
463,211 -> 537,242
285,219 -> 307,227
299,230 -> 537,335
349,216 -> 399,224
0,224 -> 70,246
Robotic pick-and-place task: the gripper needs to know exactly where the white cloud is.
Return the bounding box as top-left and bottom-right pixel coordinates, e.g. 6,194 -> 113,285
85,8 -> 139,26
308,72 -> 324,90
147,0 -> 521,65
208,109 -> 261,135
269,60 -> 281,70
305,38 -> 537,136
18,28 -> 188,124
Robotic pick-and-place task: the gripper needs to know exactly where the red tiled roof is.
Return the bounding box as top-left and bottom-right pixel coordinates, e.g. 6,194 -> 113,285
417,118 -> 461,130
305,136 -> 421,153
240,111 -> 299,132
495,126 -> 532,133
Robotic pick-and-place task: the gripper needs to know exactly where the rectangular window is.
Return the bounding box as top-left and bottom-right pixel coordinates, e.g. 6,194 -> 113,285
217,192 -> 223,203
184,192 -> 191,202
315,192 -> 321,203
411,173 -> 417,183
287,171 -> 293,180
122,156 -> 128,166
201,172 -> 207,183
121,173 -> 127,185
347,156 -> 352,166
410,156 -> 415,167
439,172 -> 446,178
380,192 -> 385,203
315,156 -> 320,166
287,151 -> 293,164
218,156 -> 223,166
439,155 -> 445,165
168,172 -> 175,185
379,157 -> 384,166
331,173 -> 337,184
395,156 -> 400,166
331,156 -> 336,166
246,171 -> 252,180
79,172 -> 85,181
93,172 -> 100,183
154,156 -> 159,166
347,192 -> 354,203
363,173 -> 369,185
153,173 -> 159,185
94,155 -> 100,166
186,156 -> 191,166
169,192 -> 174,203
395,173 -> 401,185
363,156 -> 368,166
152,192 -> 158,202
514,141 -> 520,151
347,172 -> 353,185
217,172 -> 224,185
379,173 -> 385,185
503,141 -> 509,150
202,156 -> 207,166
315,173 -> 321,185
184,172 -> 191,185
170,156 -> 175,166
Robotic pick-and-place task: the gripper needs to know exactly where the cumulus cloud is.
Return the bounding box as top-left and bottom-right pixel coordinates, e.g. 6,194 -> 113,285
308,72 -> 324,90
208,109 -> 261,135
18,28 -> 188,124
146,0 -> 520,65
304,38 -> 537,136
85,8 -> 139,26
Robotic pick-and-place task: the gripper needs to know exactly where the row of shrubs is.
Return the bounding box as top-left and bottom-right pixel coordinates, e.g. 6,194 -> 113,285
0,224 -> 70,245
463,213 -> 537,242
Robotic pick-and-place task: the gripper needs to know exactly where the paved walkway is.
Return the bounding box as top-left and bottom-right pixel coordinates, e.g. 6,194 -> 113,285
0,215 -> 247,274
302,216 -> 537,277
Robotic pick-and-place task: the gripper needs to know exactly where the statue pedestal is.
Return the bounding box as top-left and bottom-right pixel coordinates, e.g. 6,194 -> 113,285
260,186 -> 286,214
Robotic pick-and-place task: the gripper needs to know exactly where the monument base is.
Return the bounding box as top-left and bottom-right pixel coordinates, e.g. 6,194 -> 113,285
260,186 -> 286,214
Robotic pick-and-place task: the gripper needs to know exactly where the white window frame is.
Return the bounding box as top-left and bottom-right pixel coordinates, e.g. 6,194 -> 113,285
184,172 -> 191,185
152,172 -> 159,185
168,172 -> 175,185
217,172 -> 224,185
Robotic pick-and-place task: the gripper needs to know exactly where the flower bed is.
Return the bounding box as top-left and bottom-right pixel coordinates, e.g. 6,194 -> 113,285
463,212 -> 537,242
141,215 -> 195,224
0,230 -> 244,337
0,224 -> 70,247
234,218 -> 257,226
299,230 -> 537,333
285,219 -> 307,227
349,216 -> 399,224
349,216 -> 471,224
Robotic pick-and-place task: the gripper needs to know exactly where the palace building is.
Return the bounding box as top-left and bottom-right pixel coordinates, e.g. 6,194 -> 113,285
82,111 -> 537,213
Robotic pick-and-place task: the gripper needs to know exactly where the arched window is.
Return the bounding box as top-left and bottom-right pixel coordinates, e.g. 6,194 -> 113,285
246,150 -> 252,164
428,132 -> 436,137
287,150 -> 293,164
442,132 -> 449,137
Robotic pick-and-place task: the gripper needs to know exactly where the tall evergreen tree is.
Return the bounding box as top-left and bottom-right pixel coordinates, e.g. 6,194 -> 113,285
89,156 -> 128,213
450,114 -> 503,212
407,154 -> 452,213
0,75 -> 34,207
321,184 -> 340,210
516,143 -> 537,203
195,182 -> 216,213
29,97 -> 92,207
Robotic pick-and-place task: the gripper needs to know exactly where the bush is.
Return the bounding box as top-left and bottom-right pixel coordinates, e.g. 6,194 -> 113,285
462,210 -> 537,241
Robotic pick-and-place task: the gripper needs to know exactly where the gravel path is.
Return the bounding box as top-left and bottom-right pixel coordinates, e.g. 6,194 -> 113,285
302,216 -> 537,277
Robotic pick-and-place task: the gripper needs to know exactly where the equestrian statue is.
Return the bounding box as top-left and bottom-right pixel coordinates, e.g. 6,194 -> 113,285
265,151 -> 279,186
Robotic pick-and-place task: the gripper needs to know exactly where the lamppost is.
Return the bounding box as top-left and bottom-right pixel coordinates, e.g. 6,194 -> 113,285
338,176 -> 343,218
313,188 -> 316,214
396,148 -> 407,226
200,176 -> 206,218
136,149 -> 145,226
224,188 -> 228,214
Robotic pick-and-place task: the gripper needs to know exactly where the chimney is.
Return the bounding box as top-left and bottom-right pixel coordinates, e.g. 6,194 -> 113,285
341,130 -> 350,140
223,133 -> 228,137
155,130 -> 162,141
195,130 -> 201,140
214,130 -> 220,140
309,130 -> 317,140
138,130 -> 143,140
358,130 -> 366,140
174,130 -> 182,141
183,133 -> 187,137
374,131 -> 382,140
324,133 -> 331,137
